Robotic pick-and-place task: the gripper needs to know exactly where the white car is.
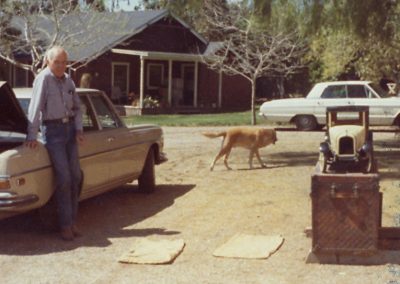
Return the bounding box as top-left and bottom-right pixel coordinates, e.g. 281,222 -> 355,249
0,82 -> 167,225
259,81 -> 400,130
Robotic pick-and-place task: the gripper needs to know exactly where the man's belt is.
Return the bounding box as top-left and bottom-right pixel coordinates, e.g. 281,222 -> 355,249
43,116 -> 74,125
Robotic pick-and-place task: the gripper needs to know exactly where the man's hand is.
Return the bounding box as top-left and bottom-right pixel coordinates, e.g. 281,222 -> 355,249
76,130 -> 85,145
25,140 -> 38,149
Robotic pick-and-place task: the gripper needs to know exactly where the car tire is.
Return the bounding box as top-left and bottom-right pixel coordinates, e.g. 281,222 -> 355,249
138,149 -> 155,193
295,115 -> 317,131
37,195 -> 58,231
318,153 -> 328,173
37,170 -> 83,231
365,152 -> 376,173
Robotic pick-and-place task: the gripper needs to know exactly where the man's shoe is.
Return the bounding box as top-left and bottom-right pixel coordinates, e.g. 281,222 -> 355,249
60,227 -> 74,241
72,224 -> 82,238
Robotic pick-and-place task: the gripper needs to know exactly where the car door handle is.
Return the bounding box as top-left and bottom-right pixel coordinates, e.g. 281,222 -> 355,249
107,137 -> 115,142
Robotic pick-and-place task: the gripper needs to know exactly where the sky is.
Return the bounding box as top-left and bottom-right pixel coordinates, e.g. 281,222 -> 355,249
104,0 -> 242,11
105,0 -> 142,11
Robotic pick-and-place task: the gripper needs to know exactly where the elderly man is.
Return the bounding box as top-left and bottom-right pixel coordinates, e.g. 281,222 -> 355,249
25,46 -> 84,241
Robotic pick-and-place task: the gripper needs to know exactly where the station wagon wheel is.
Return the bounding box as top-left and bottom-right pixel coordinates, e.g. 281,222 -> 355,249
295,115 -> 317,131
138,149 -> 155,193
37,170 -> 83,230
37,195 -> 58,231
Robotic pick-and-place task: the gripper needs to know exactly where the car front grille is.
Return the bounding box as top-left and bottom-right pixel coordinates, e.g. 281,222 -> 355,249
338,136 -> 354,155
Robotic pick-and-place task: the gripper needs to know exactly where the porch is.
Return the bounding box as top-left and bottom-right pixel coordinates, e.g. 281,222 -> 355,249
110,48 -> 223,113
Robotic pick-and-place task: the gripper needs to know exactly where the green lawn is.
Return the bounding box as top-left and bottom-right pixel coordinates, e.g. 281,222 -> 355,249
123,110 -> 271,127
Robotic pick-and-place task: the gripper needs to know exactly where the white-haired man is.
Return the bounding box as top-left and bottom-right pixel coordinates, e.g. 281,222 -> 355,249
25,46 -> 84,241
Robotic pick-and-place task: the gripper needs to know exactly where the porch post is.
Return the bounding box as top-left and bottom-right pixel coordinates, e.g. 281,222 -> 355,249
194,61 -> 198,108
168,59 -> 172,106
218,71 -> 222,108
140,56 -> 144,110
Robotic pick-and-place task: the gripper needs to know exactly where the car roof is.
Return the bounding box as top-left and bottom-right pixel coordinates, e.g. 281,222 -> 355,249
315,81 -> 372,87
13,87 -> 101,98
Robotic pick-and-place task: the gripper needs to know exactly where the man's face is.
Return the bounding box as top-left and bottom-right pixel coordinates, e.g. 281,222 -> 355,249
47,50 -> 68,78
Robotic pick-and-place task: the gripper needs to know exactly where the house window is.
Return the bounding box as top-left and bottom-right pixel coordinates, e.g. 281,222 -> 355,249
147,63 -> 164,89
13,66 -> 29,87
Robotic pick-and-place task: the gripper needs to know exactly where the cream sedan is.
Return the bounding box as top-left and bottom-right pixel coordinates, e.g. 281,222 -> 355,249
259,81 -> 400,130
0,82 -> 166,225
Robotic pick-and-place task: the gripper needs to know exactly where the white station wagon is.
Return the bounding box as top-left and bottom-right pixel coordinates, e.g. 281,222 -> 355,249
259,81 -> 400,130
0,82 -> 167,225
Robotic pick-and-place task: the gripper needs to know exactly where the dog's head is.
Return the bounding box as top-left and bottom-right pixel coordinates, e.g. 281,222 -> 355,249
271,129 -> 277,144
261,128 -> 277,145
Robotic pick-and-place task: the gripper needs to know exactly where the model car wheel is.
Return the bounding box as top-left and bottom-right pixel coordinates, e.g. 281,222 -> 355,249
365,152 -> 376,173
138,149 -> 155,193
318,153 -> 328,173
295,115 -> 317,131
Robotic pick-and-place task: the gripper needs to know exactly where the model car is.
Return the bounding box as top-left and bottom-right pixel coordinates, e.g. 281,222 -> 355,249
259,81 -> 400,130
0,82 -> 167,224
318,106 -> 375,173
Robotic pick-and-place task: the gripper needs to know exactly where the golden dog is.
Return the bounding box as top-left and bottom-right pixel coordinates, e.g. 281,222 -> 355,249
202,127 -> 277,171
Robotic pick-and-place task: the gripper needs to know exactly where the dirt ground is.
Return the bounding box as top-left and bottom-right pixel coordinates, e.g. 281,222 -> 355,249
1,126 -> 400,284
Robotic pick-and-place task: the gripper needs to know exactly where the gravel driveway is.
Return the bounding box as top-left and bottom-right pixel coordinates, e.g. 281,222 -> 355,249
1,127 -> 400,284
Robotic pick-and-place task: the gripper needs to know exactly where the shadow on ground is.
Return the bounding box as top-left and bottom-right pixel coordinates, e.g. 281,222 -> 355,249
0,183 -> 194,255
267,151 -> 319,168
375,136 -> 400,180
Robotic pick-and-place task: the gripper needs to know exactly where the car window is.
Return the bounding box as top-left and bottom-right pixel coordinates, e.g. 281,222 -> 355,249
89,94 -> 122,129
369,83 -> 390,98
17,98 -> 30,115
79,95 -> 98,131
321,85 -> 346,98
347,85 -> 368,98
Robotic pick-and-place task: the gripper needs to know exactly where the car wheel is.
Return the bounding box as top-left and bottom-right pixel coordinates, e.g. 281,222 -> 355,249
138,149 -> 155,193
318,153 -> 328,173
365,152 -> 376,173
37,195 -> 58,231
295,115 -> 317,131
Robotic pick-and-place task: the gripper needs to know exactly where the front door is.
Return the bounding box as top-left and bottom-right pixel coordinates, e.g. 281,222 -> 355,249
111,62 -> 130,104
181,64 -> 194,106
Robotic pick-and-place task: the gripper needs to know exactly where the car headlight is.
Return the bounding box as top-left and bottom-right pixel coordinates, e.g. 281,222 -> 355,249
319,142 -> 330,154
360,142 -> 372,155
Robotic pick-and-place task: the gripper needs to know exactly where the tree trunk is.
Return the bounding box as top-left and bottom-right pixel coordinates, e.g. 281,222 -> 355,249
251,79 -> 257,125
277,77 -> 285,99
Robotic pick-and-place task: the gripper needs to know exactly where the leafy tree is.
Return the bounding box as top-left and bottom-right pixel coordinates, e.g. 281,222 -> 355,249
0,0 -> 121,76
201,0 -> 307,125
303,0 -> 400,82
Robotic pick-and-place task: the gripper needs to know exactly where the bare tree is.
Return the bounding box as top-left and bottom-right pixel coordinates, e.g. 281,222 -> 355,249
201,0 -> 307,125
0,0 -> 127,76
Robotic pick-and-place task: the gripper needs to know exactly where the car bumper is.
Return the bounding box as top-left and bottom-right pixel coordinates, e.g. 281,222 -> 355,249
0,191 -> 39,208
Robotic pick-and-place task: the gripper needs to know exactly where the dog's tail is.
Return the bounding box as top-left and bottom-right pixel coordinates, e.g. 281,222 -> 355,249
202,131 -> 227,139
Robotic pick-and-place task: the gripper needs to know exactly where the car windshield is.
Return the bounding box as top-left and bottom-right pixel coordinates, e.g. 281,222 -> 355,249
369,83 -> 391,98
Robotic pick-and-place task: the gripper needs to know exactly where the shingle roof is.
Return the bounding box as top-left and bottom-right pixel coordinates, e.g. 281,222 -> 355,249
9,10 -> 208,65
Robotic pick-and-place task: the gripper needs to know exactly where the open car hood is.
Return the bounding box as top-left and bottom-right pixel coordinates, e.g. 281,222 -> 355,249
0,81 -> 28,134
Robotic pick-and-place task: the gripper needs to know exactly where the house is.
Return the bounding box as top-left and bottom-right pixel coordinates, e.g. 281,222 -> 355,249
0,10 -> 251,114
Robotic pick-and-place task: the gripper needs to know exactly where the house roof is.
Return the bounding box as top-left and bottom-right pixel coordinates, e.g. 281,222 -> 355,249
9,10 -> 209,67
